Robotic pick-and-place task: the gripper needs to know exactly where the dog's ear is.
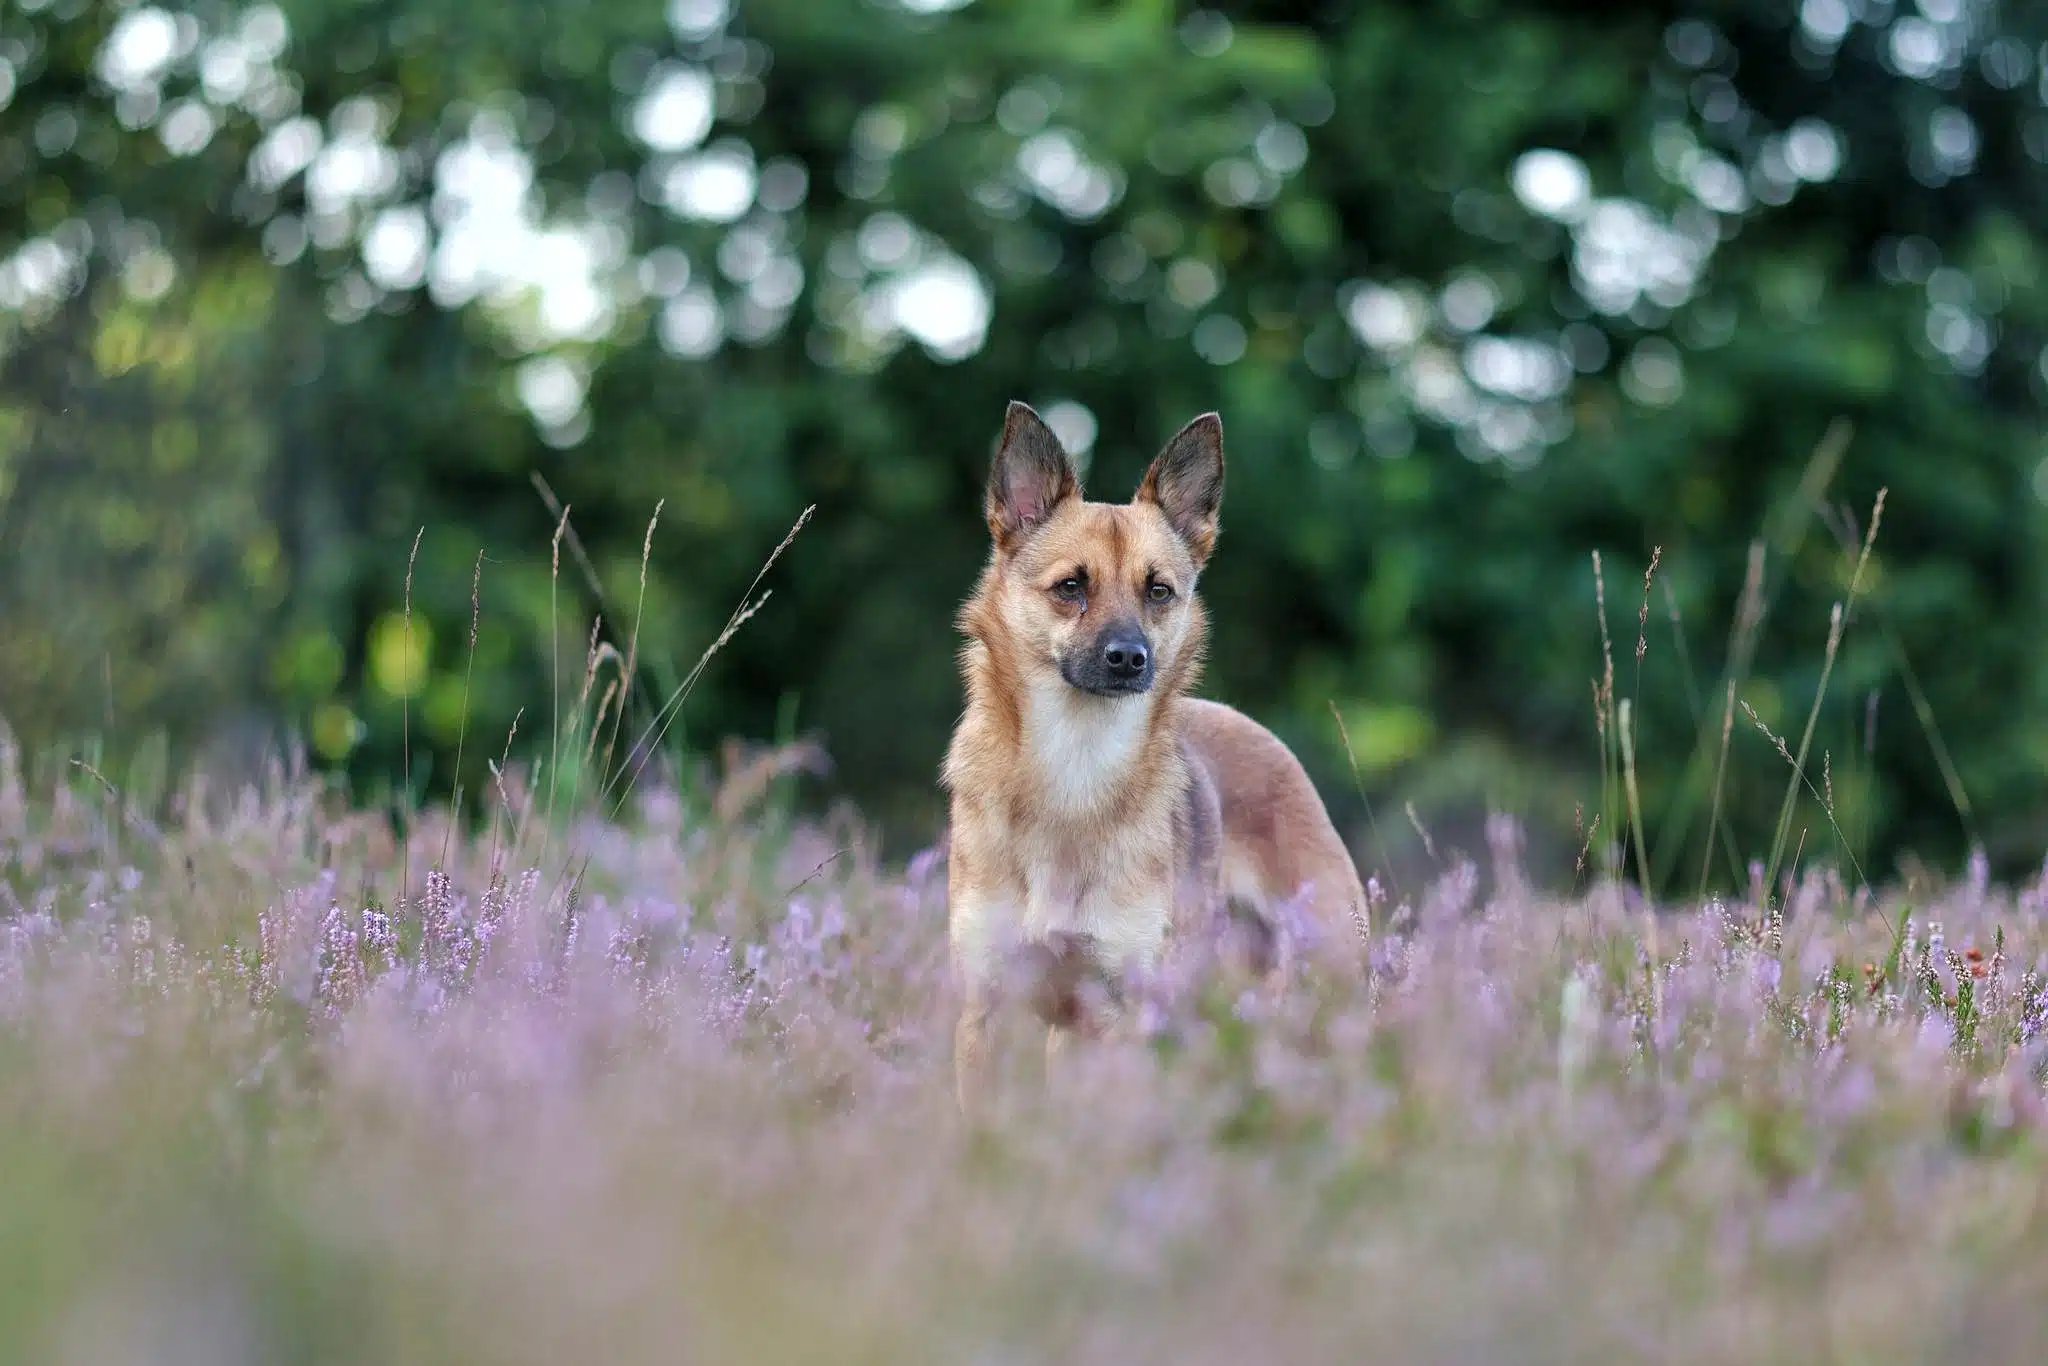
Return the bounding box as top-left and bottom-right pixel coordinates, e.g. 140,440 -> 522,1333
1137,412 -> 1224,565
986,401 -> 1079,550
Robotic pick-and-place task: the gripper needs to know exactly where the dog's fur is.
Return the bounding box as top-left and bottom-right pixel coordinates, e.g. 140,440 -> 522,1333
942,402 -> 1368,1115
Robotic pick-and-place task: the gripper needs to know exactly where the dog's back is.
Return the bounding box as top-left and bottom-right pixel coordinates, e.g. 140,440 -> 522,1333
1177,697 -> 1368,964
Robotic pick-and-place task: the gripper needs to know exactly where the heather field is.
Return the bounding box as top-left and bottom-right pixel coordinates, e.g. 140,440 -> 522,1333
4,732 -> 2048,1366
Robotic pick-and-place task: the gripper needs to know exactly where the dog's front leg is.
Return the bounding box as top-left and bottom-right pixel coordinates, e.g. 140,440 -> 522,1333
1040,937 -> 1131,1097
1043,1012 -> 1112,1095
954,993 -> 994,1119
947,877 -> 1009,1120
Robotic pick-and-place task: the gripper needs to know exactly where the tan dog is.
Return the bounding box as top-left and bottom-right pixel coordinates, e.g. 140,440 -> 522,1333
941,402 -> 1368,1115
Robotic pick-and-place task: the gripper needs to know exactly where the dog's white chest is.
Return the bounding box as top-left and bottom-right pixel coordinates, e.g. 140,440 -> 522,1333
1019,867 -> 1170,974
1022,681 -> 1149,814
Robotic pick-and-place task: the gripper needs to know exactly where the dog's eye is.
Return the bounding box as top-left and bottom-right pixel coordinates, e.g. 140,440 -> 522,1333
1147,582 -> 1175,603
1052,577 -> 1085,601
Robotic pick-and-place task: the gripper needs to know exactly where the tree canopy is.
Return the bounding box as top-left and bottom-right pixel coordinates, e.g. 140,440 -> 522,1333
3,0 -> 2046,887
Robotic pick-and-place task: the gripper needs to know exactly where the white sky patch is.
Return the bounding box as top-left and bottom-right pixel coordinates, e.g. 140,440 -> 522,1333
748,255 -> 804,311
1017,130 -> 1121,221
885,256 -> 990,361
1926,302 -> 1990,373
1040,399 -> 1097,459
98,8 -> 181,92
858,213 -> 917,272
1439,272 -> 1499,332
200,38 -> 252,104
306,127 -> 399,215
249,116 -> 323,190
1571,199 -> 1711,315
1888,18 -> 1948,80
1344,282 -> 1425,352
667,0 -> 733,40
659,285 -> 725,359
1463,336 -> 1572,403
1403,346 -> 1478,426
1254,121 -> 1308,176
527,228 -> 612,338
426,118 -> 619,348
632,64 -> 715,154
1928,107 -> 1978,175
0,236 -> 85,314
241,6 -> 290,63
516,355 -> 589,448
1511,149 -> 1591,222
660,144 -> 757,223
1687,154 -> 1750,214
1799,0 -> 1850,46
363,205 -> 429,291
822,217 -> 992,364
1471,402 -> 1544,461
158,99 -> 217,157
639,247 -> 692,298
1784,119 -> 1843,181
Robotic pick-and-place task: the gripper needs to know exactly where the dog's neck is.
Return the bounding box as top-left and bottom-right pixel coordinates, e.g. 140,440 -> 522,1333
1020,674 -> 1164,817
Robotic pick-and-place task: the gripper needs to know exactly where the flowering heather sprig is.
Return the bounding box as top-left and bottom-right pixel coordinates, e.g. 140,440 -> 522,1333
1485,814 -> 1524,885
1966,847 -> 1991,904
255,906 -> 283,1006
316,902 -> 365,1017
1367,930 -> 1412,986
1419,859 -> 1479,930
420,868 -> 462,978
2021,857 -> 2048,918
261,877 -> 335,1008
560,883 -> 582,966
362,904 -> 400,977
127,913 -> 156,991
2020,972 -> 2048,1046
905,844 -> 945,889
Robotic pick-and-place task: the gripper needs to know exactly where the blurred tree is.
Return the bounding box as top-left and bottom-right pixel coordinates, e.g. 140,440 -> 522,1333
1,0 -> 2044,885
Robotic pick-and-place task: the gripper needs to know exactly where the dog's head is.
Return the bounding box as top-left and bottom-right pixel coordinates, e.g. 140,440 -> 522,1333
973,401 -> 1224,700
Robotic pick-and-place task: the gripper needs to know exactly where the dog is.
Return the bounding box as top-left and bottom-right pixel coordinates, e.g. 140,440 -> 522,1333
941,401 -> 1369,1116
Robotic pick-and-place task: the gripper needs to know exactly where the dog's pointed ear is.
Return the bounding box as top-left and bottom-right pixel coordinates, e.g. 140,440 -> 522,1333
1137,412 -> 1224,565
986,401 -> 1080,550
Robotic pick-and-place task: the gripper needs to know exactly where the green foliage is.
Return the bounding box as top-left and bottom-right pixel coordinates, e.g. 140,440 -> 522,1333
3,0 -> 2046,883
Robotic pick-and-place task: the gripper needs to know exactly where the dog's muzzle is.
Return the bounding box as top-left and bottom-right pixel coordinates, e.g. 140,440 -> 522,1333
1062,624 -> 1155,696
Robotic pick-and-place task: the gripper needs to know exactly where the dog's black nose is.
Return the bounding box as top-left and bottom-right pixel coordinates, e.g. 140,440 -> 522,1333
1102,635 -> 1149,679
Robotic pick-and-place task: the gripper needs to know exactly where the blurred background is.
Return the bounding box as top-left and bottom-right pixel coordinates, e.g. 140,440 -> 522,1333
1,0 -> 2045,890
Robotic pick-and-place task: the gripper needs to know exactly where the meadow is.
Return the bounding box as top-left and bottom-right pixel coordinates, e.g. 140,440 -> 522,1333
5,707 -> 2048,1365
7,4 -> 2046,1359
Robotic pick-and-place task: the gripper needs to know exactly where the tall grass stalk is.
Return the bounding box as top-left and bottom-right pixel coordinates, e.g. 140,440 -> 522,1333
542,505 -> 571,874
1694,542 -> 1766,904
1815,499 -> 1979,853
1328,700 -> 1401,908
440,550 -> 487,872
1617,698 -> 1661,1040
400,526 -> 424,909
599,502 -> 665,797
1762,490 -> 1886,898
1653,421 -> 1852,897
603,505 -> 815,822
1591,551 -> 1619,882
